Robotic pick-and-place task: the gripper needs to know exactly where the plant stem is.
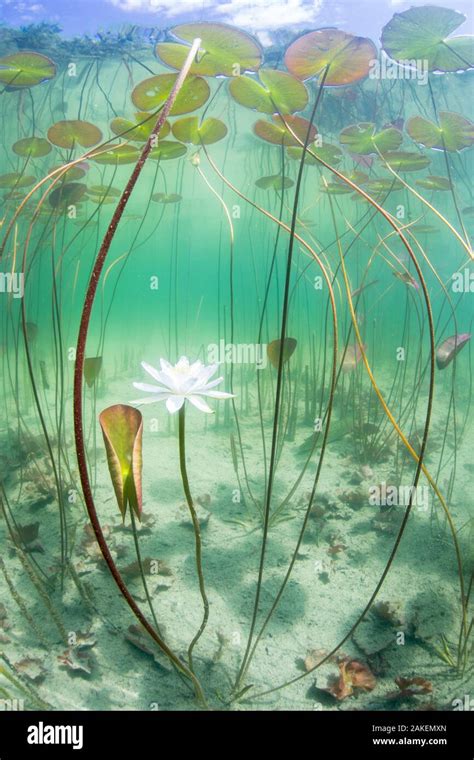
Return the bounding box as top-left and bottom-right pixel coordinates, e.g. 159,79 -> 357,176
178,404 -> 209,671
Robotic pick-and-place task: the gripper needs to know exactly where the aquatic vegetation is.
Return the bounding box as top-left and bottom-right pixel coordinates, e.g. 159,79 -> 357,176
0,1 -> 473,713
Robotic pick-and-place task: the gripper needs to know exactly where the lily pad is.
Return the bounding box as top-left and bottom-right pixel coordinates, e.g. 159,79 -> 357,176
171,116 -> 227,145
149,141 -> 187,161
284,29 -> 377,85
48,120 -> 102,150
362,178 -> 403,193
49,182 -> 87,209
381,6 -> 474,73
380,151 -> 431,172
51,162 -> 89,181
267,337 -> 297,368
84,356 -> 102,387
229,69 -> 308,114
99,404 -> 143,521
132,73 -> 209,114
287,141 -> 343,166
110,112 -> 170,142
156,22 -> 262,77
255,175 -> 294,191
12,137 -> 51,158
87,185 -> 121,198
406,112 -> 474,152
151,193 -> 182,204
0,172 -> 36,189
415,175 -> 451,191
0,52 -> 56,88
91,144 -> 140,165
254,115 -> 317,146
339,122 -> 402,155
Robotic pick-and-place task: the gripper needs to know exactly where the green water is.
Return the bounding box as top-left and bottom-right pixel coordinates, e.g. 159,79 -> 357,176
0,8 -> 473,711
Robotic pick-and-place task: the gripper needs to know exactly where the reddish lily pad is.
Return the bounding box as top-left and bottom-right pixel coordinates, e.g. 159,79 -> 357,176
284,29 -> 377,85
156,22 -> 262,77
48,120 -> 102,150
381,6 -> 474,73
255,175 -> 294,191
267,338 -> 297,368
380,151 -> 431,172
339,122 -> 402,155
254,115 -> 317,146
229,69 -> 308,114
406,112 -> 474,152
149,141 -> 187,161
12,137 -> 51,158
90,144 -> 140,165
0,52 -> 56,88
110,112 -> 170,142
132,73 -> 209,114
171,116 -> 227,145
0,172 -> 36,188
415,176 -> 451,191
99,404 -> 143,521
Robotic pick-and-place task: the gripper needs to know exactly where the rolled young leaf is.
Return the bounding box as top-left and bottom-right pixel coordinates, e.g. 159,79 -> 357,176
99,404 -> 143,521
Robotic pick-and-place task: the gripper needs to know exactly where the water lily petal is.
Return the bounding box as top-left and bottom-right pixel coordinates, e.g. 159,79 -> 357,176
160,358 -> 173,371
130,395 -> 169,406
132,382 -> 168,394
191,363 -> 219,388
141,361 -> 163,383
204,390 -> 235,399
200,376 -> 225,391
188,394 -> 214,413
166,395 -> 185,413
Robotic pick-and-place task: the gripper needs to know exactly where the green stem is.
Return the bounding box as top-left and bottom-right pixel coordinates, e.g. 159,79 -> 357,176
178,404 -> 209,671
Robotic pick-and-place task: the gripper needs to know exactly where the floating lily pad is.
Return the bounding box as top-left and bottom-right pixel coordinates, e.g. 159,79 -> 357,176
110,112 -> 170,142
149,141 -> 187,160
267,337 -> 297,368
151,193 -> 182,204
0,52 -> 56,88
48,120 -> 102,150
229,69 -> 308,114
255,175 -> 294,191
380,151 -> 431,172
156,22 -> 262,77
0,172 -> 36,188
99,404 -> 143,521
411,223 -> 438,234
363,178 -> 403,193
322,170 -> 368,194
381,6 -> 474,73
12,137 -> 51,158
416,175 -> 451,191
84,356 -> 102,387
406,112 -> 474,152
132,73 -> 209,114
171,116 -> 227,145
287,141 -> 343,166
339,122 -> 402,155
50,162 -> 89,181
91,144 -> 140,165
49,182 -> 87,209
87,185 -> 121,198
284,29 -> 377,85
254,115 -> 317,146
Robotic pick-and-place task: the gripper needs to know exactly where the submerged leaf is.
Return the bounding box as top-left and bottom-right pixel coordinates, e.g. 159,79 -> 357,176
436,333 -> 471,369
380,150 -> 431,172
49,182 -> 86,209
151,192 -> 182,204
267,338 -> 297,368
0,173 -> 36,189
132,73 -> 209,114
342,344 -> 365,372
255,175 -> 294,191
287,141 -> 343,166
285,29 -> 377,85
415,175 -> 451,191
156,22 -> 262,77
99,404 -> 143,521
229,69 -> 308,114
83,356 -> 102,387
172,116 -> 227,145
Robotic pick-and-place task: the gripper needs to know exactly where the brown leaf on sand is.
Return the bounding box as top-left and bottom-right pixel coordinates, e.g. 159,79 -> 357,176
318,658 -> 376,700
394,676 -> 432,697
14,657 -> 47,683
304,649 -> 328,672
58,648 -> 94,676
122,557 -> 172,579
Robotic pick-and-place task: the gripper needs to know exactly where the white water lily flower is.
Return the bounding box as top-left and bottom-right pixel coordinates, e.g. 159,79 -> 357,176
131,356 -> 235,414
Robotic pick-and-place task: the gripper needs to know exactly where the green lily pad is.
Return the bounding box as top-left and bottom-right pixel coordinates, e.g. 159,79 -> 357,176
88,195 -> 117,205
322,170 -> 369,194
131,73 -> 209,114
99,404 -> 143,522
91,144 -> 140,165
255,175 -> 294,191
87,185 -> 121,198
254,115 -> 317,146
149,141 -> 187,160
0,173 -> 36,189
339,122 -> 402,155
415,175 -> 451,191
50,163 -> 89,181
406,112 -> 474,152
151,193 -> 182,203
380,151 -> 431,172
284,28 -> 377,85
49,182 -> 87,209
171,116 -> 227,145
0,52 -> 56,88
287,141 -> 343,166
381,6 -> 474,73
410,223 -> 438,234
229,69 -> 308,114
156,22 -> 262,77
362,178 -> 403,194
110,112 -> 170,142
12,137 -> 51,158
48,120 -> 102,150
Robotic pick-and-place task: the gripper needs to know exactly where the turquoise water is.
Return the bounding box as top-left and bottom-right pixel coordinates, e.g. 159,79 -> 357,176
0,3 -> 473,711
